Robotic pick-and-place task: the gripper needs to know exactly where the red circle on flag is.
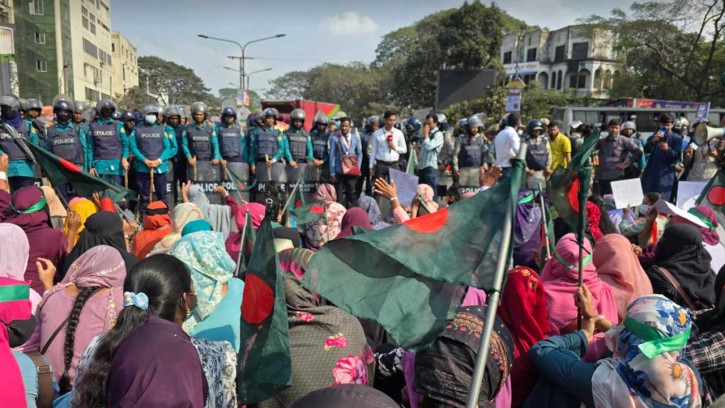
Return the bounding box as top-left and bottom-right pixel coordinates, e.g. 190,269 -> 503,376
60,158 -> 81,173
404,208 -> 449,233
241,274 -> 274,324
708,186 -> 725,206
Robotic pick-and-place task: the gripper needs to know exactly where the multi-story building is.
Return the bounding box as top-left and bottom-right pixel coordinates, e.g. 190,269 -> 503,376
111,31 -> 137,99
500,25 -> 622,99
14,0 -> 114,105
0,0 -> 18,96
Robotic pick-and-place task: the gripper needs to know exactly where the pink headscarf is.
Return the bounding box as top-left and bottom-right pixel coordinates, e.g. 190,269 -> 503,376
313,183 -> 337,203
670,205 -> 720,246
235,202 -> 266,231
416,184 -> 439,212
541,233 -> 618,361
0,224 -> 41,313
593,234 -> 653,321
0,277 -> 32,408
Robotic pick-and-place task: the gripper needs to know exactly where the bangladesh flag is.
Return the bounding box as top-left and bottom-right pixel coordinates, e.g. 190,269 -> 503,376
23,141 -> 124,199
696,170 -> 725,226
237,212 -> 292,404
302,159 -> 525,350
406,146 -> 418,175
290,200 -> 326,227
547,130 -> 599,230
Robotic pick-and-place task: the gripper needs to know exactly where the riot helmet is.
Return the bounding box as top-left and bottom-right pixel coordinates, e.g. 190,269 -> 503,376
190,102 -> 207,123
73,101 -> 87,114
0,95 -> 21,121
405,117 -> 422,135
18,98 -> 28,114
165,105 -> 181,119
120,111 -> 136,122
26,98 -> 43,112
467,115 -> 485,132
53,99 -> 74,124
96,99 -> 116,120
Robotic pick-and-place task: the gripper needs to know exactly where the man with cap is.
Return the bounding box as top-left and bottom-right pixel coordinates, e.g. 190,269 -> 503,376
285,108 -> 313,173
593,118 -> 642,196
128,104 -> 175,212
25,98 -> 47,147
641,114 -> 682,201
87,99 -> 128,186
0,95 -> 40,191
622,120 -> 645,178
182,101 -> 221,176
165,106 -> 188,202
547,119 -> 571,171
248,108 -> 289,176
523,119 -> 552,191
310,114 -> 330,182
46,98 -> 89,199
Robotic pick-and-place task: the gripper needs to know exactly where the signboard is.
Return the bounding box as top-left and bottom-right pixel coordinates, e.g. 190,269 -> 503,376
676,181 -> 708,210
610,178 -> 644,209
505,92 -> 522,113
696,102 -> 711,121
389,168 -> 419,206
502,62 -> 540,76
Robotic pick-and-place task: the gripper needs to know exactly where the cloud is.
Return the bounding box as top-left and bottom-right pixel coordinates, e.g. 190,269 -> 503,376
318,12 -> 379,36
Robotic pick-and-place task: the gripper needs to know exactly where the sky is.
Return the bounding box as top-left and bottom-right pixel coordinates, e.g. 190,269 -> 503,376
111,0 -> 636,100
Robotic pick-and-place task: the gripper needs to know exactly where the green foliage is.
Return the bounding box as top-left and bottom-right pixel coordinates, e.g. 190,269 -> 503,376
520,87 -> 591,122
117,86 -> 157,112
138,56 -> 220,109
441,86 -> 507,125
438,2 -> 503,69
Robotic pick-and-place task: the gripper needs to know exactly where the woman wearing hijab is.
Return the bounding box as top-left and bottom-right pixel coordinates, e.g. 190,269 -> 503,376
541,233 -> 618,361
337,208 -> 372,239
498,266 -> 556,407
524,291 -> 701,408
253,248 -> 373,407
63,198 -> 97,250
40,186 -> 67,229
0,277 -> 33,408
131,200 -> 172,259
185,183 -> 236,237
60,211 -> 139,278
292,384 -> 399,408
169,230 -> 243,352
303,183 -> 346,250
34,246 -> 125,394
684,265 -> 725,400
392,184 -> 440,224
669,205 -> 725,273
226,202 -> 266,261
647,223 -> 715,311
71,255 -> 209,407
414,305 -> 514,408
356,196 -> 389,230
0,224 -> 41,313
513,190 -> 543,271
2,186 -> 67,294
148,202 -> 204,255
593,234 -> 653,321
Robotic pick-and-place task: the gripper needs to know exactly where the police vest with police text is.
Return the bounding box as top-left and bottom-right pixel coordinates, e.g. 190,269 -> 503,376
526,137 -> 549,171
187,124 -> 214,160
47,125 -> 84,165
458,135 -> 484,168
135,125 -> 165,160
218,125 -> 243,160
255,127 -> 279,160
287,128 -> 309,161
311,131 -> 328,160
90,121 -> 123,160
0,120 -> 31,161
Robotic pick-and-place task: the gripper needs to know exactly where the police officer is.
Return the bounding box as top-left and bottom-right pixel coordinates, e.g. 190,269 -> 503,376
128,104 -> 175,212
88,99 -> 128,186
285,108 -> 313,171
183,101 -> 221,177
26,98 -> 47,147
165,106 -> 188,202
0,94 -> 39,191
18,98 -> 28,120
523,119 -> 552,191
120,111 -> 137,135
248,108 -> 289,176
46,99 -> 89,199
155,104 -> 166,126
310,115 -> 330,182
217,107 -> 247,167
356,115 -> 379,196
72,101 -> 90,135
622,121 -> 644,178
452,115 -> 490,186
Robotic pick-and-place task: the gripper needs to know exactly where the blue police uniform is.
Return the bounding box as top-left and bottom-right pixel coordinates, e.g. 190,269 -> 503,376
0,120 -> 39,191
216,122 -> 247,163
87,118 -> 128,185
46,122 -> 89,199
128,123 -> 175,211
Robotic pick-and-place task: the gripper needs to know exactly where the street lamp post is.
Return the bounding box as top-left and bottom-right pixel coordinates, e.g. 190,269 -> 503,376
197,33 -> 285,104
246,68 -> 272,90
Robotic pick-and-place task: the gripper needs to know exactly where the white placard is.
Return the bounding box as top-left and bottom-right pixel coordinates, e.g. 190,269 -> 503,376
610,178 -> 644,209
676,181 -> 708,209
389,168 -> 419,206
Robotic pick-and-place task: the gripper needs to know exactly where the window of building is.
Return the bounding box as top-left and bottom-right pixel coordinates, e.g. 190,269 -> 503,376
29,0 -> 44,15
35,60 -> 47,72
557,70 -> 563,90
82,6 -> 88,16
569,70 -> 589,89
526,48 -> 537,62
111,43 -> 115,52
82,16 -> 88,29
34,32 -> 45,44
83,38 -> 97,57
554,45 -> 566,63
90,22 -> 96,34
503,51 -> 512,64
85,87 -> 99,102
551,72 -> 557,89
571,42 -> 589,60
89,13 -> 95,22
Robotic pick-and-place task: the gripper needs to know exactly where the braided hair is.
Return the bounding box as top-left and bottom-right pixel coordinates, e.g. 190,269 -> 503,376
58,286 -> 100,394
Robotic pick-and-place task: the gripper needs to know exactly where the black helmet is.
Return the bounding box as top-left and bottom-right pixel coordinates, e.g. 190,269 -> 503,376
53,99 -> 74,114
221,107 -> 236,118
290,108 -> 306,121
121,111 -> 136,122
315,116 -> 329,126
73,101 -> 87,114
95,99 -> 116,119
263,108 -> 277,119
190,102 -> 207,115
165,106 -> 181,118
27,98 -> 43,111
141,103 -> 160,117
18,98 -> 28,113
270,107 -> 279,118
527,119 -> 544,132
405,117 -> 422,134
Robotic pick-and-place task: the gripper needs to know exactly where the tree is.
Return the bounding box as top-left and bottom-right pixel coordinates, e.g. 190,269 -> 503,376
138,56 -> 220,107
117,86 -> 157,111
520,87 -> 591,122
267,71 -> 310,100
437,1 -> 504,69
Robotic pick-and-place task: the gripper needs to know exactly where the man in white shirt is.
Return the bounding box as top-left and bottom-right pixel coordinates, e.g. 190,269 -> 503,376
494,112 -> 522,175
370,111 -> 407,182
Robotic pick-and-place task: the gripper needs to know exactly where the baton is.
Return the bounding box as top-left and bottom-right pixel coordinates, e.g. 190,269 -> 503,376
265,154 -> 272,181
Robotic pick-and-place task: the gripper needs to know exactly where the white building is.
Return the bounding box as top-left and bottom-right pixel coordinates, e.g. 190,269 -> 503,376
111,31 -> 138,99
68,0 -> 114,103
500,25 -> 622,99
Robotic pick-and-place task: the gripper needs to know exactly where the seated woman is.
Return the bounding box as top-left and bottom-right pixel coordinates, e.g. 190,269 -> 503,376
336,208 -> 372,239
169,230 -> 243,352
646,223 -> 715,311
70,255 -> 209,407
226,202 -> 266,261
541,233 -> 618,362
593,233 -> 653,321
356,196 -> 390,230
668,205 -> 724,274
184,183 -> 237,237
251,248 -> 373,407
35,245 -> 126,394
524,289 -> 701,408
302,184 -> 346,250
131,200 -> 171,259
373,178 -> 439,224
63,197 -> 97,250
414,305 -> 514,408
149,202 -> 204,255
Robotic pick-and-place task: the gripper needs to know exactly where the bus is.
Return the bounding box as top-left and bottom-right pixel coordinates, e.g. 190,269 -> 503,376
550,106 -> 725,135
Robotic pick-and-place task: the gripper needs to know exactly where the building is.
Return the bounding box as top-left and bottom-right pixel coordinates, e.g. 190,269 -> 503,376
0,0 -> 18,96
111,31 -> 137,99
500,25 -> 621,99
14,0 -> 113,105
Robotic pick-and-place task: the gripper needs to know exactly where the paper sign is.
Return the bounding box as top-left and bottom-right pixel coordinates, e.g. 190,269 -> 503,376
389,168 -> 419,206
652,200 -> 708,229
610,178 -> 644,209
697,102 -> 710,120
676,181 -> 708,209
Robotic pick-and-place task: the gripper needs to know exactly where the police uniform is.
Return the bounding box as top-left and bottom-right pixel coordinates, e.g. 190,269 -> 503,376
217,122 -> 247,163
129,123 -> 174,212
310,128 -> 330,181
183,123 -> 221,163
249,125 -> 289,166
88,118 -> 128,186
46,122 -> 89,198
0,120 -> 39,191
170,123 -> 188,201
525,135 -> 551,191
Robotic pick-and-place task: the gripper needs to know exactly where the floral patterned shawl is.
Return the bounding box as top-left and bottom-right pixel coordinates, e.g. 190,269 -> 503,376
257,248 -> 374,408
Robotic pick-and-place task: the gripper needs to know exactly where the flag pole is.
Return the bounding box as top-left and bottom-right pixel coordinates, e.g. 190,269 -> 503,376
576,161 -> 592,329
225,167 -> 246,204
281,172 -> 303,215
538,181 -> 551,258
466,145 -> 527,408
235,210 -> 249,277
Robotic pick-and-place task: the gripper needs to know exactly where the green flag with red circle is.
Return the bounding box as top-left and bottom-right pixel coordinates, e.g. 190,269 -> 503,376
696,170 -> 725,226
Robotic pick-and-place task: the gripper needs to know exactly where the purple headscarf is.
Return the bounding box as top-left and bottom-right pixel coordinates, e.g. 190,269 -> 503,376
337,208 -> 372,239
3,186 -> 52,232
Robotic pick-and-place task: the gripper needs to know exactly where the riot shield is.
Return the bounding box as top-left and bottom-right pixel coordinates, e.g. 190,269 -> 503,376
187,161 -> 224,204
223,162 -> 250,203
254,162 -> 287,204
